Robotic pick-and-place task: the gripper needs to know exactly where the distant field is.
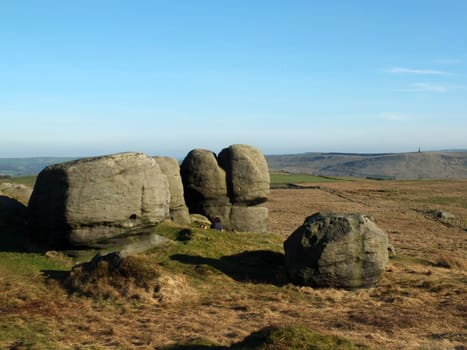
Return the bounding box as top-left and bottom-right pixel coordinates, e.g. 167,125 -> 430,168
0,176 -> 37,187
3,173 -> 336,189
270,172 -> 338,187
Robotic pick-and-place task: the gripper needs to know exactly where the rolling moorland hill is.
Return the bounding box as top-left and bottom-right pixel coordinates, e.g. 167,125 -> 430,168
266,151 -> 467,180
0,157 -> 76,177
1,150 -> 467,179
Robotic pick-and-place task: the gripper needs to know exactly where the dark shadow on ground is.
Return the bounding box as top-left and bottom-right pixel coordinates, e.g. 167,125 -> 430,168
162,345 -> 225,350
42,269 -> 70,281
171,250 -> 288,286
0,195 -> 29,252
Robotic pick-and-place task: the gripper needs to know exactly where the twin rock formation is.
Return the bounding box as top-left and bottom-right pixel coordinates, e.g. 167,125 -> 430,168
181,145 -> 269,233
29,145 -> 270,252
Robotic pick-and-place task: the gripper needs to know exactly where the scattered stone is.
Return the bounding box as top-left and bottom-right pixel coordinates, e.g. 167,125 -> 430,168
387,243 -> 397,256
431,209 -> 456,220
176,228 -> 193,242
284,212 -> 389,288
189,213 -> 212,229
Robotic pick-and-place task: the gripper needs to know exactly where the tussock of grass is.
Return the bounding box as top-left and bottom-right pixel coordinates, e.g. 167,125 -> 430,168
67,253 -> 194,303
163,325 -> 364,349
433,253 -> 466,270
233,325 -> 363,349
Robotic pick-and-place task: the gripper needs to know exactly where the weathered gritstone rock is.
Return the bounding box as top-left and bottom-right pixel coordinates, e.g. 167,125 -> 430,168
181,145 -> 270,232
154,156 -> 191,225
218,144 -> 270,205
284,212 -> 389,289
180,149 -> 230,203
28,152 -> 170,250
180,149 -> 231,227
230,205 -> 268,233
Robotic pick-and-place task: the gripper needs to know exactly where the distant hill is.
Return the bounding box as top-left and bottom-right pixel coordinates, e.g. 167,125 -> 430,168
266,151 -> 467,179
2,151 -> 467,179
0,157 -> 76,177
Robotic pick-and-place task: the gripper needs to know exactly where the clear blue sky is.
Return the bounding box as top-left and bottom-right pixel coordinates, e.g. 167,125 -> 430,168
1,0 -> 466,158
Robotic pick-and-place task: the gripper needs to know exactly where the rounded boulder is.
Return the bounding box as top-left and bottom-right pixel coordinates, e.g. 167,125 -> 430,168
284,212 -> 389,289
218,144 -> 270,205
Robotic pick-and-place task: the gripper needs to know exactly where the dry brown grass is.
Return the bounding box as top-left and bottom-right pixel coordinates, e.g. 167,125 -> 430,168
1,178 -> 466,349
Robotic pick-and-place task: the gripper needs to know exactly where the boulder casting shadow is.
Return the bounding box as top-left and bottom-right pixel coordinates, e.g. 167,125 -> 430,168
170,250 -> 288,286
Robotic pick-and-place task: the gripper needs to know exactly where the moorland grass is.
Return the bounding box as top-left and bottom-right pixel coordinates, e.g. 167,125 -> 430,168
0,215 -> 464,349
0,175 -> 37,187
164,324 -> 364,349
269,172 -> 339,187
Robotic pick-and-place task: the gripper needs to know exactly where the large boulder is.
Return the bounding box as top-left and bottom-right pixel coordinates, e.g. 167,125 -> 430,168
218,144 -> 270,205
28,152 -> 170,249
284,213 -> 389,289
154,156 -> 191,225
180,149 -> 231,227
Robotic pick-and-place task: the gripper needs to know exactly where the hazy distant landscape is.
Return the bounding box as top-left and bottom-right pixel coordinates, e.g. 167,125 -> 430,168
266,150 -> 467,180
2,150 -> 467,180
0,157 -> 77,177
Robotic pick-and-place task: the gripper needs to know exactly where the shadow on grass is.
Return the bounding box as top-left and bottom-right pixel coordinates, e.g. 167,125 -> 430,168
171,250 -> 288,286
42,269 -> 70,281
162,325 -> 365,349
0,196 -> 30,252
163,345 -> 225,350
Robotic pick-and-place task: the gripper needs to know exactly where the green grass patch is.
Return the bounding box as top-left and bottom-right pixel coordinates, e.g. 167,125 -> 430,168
270,172 -> 338,187
390,254 -> 433,267
0,319 -> 56,350
0,175 -> 36,187
155,222 -> 284,260
234,325 -> 364,349
163,325 -> 365,349
152,223 -> 287,285
0,252 -> 70,277
417,196 -> 466,207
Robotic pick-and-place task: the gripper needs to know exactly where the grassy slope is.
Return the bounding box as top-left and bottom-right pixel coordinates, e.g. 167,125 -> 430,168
1,178 -> 466,349
2,218 -> 465,349
0,221 -> 367,349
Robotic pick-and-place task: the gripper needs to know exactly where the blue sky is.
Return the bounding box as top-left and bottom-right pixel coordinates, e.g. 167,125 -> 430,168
1,0 -> 466,158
